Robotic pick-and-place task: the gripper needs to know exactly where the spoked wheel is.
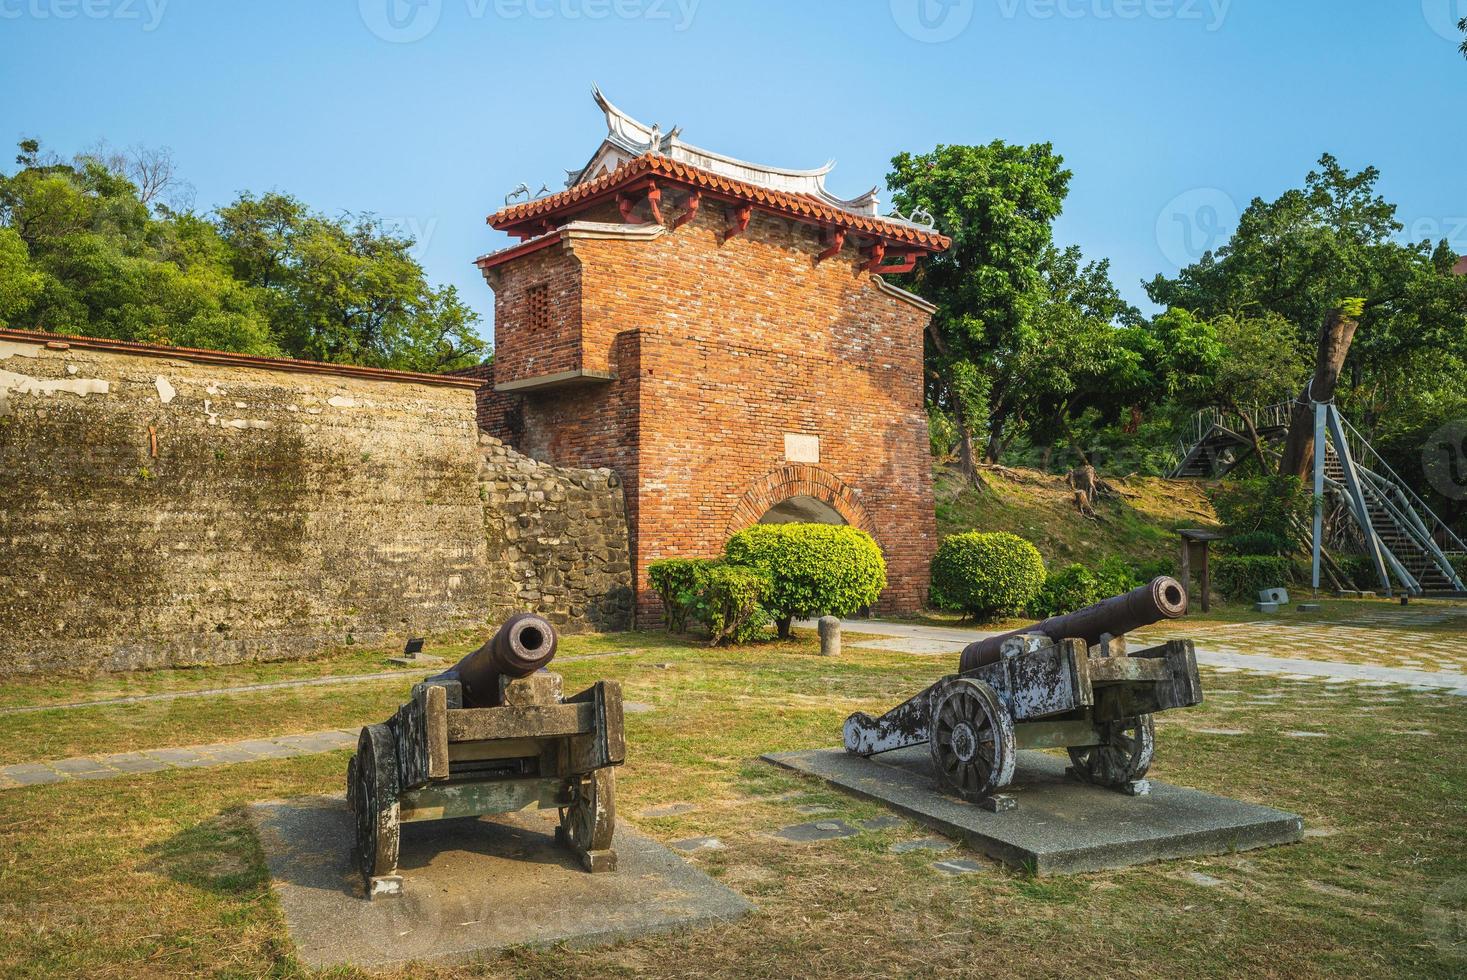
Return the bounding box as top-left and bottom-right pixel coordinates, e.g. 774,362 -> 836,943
1068,714 -> 1155,787
352,723 -> 401,895
928,677 -> 1015,803
558,767 -> 616,872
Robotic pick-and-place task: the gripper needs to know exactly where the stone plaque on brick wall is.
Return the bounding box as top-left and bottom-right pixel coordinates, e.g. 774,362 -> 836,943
784,434 -> 821,464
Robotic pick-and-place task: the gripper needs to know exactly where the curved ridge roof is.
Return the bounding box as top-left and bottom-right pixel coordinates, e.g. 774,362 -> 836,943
490,153 -> 950,252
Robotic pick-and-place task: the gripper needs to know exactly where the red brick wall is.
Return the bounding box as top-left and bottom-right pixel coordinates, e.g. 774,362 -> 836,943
487,245 -> 584,384
483,202 -> 937,620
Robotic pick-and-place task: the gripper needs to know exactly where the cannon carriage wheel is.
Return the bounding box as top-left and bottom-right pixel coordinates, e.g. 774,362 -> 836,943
1069,715 -> 1155,787
928,677 -> 1015,803
558,767 -> 616,871
351,723 -> 401,893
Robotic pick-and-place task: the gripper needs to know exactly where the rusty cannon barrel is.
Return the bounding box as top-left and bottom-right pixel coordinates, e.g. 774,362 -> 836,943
432,613 -> 559,708
959,576 -> 1189,673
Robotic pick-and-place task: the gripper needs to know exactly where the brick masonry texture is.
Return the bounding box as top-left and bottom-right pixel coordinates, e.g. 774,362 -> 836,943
0,340 -> 631,674
479,200 -> 938,620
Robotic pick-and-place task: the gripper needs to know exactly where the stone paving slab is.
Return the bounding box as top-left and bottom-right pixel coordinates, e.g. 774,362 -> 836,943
0,729 -> 362,791
764,747 -> 1304,875
249,796 -> 753,970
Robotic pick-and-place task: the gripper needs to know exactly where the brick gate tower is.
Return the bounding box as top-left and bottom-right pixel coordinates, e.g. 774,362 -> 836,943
473,89 -> 950,622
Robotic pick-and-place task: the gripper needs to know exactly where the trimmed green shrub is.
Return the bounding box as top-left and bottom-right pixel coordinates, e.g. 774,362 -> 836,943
698,563 -> 773,646
724,524 -> 887,638
647,557 -> 772,645
1094,555 -> 1142,595
1030,556 -> 1147,619
1029,564 -> 1099,618
930,531 -> 1046,621
1213,555 -> 1292,601
647,557 -> 707,634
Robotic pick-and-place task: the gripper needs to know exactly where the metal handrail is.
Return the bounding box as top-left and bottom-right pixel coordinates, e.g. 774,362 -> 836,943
1337,414 -> 1467,555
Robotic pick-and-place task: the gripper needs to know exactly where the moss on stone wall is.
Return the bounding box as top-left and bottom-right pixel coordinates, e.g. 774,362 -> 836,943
0,339 -> 632,675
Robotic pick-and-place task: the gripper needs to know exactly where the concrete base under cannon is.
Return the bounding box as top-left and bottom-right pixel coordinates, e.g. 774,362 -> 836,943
763,747 -> 1303,875
249,796 -> 753,971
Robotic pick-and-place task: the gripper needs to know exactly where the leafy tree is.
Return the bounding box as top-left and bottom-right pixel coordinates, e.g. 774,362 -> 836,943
1147,154 -> 1467,492
886,142 -> 1072,477
0,139 -> 485,371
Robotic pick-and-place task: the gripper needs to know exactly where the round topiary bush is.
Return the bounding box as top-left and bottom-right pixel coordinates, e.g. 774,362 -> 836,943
930,531 -> 1046,621
724,523 -> 887,638
1028,563 -> 1100,619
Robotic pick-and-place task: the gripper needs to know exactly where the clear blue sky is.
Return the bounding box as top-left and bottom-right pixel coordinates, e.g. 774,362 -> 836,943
4,0 -> 1465,347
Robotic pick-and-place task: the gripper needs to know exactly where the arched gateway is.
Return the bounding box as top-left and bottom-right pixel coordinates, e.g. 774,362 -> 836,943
728,465 -> 875,536
469,90 -> 949,621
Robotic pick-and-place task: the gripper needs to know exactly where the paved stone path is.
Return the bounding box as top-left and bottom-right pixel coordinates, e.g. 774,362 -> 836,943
0,729 -> 359,791
819,618 -> 1467,694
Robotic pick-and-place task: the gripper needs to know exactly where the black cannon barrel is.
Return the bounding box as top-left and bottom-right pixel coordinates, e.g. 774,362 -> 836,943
959,576 -> 1188,673
432,613 -> 558,708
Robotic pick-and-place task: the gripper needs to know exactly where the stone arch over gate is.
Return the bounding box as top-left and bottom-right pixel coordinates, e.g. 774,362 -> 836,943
726,465 -> 876,538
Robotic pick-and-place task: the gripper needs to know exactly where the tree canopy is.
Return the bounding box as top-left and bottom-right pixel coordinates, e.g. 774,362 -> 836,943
888,141 -> 1153,474
0,139 -> 484,372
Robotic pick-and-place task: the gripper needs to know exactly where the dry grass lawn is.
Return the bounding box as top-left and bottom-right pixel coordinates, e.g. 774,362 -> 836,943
1,627 -> 1464,977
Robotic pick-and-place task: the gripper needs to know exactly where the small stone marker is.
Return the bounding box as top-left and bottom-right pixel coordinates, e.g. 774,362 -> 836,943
818,616 -> 841,657
1197,728 -> 1248,736
1298,604 -> 1322,613
1259,588 -> 1289,605
1284,731 -> 1328,738
932,858 -> 985,876
890,837 -> 953,854
773,820 -> 860,843
1255,601 -> 1281,614
670,836 -> 725,853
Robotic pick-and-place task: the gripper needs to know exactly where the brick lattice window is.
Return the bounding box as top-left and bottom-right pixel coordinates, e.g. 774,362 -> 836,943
526,284 -> 551,335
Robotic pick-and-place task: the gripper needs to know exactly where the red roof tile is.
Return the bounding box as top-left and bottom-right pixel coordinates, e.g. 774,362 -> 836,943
489,153 -> 951,252
1454,255 -> 1467,276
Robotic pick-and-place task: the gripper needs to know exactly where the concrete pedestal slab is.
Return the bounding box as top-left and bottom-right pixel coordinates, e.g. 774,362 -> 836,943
248,796 -> 753,970
763,747 -> 1303,875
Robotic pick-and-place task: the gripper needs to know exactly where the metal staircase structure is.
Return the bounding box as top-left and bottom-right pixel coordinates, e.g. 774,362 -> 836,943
1171,402 -> 1467,596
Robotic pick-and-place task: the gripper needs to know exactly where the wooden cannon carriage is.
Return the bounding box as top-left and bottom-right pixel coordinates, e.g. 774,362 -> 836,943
347,614 -> 624,898
843,578 -> 1202,808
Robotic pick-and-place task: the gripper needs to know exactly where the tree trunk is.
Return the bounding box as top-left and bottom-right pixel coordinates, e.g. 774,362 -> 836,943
776,616 -> 793,640
1279,305 -> 1361,480
1228,402 -> 1270,473
954,406 -> 980,484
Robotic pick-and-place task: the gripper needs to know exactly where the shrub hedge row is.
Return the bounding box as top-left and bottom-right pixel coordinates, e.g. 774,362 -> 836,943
651,523 -> 887,644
